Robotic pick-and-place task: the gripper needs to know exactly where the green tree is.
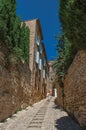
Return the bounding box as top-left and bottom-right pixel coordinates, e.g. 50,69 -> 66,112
54,34 -> 77,86
64,37 -> 77,73
12,16 -> 21,47
54,34 -> 65,86
20,23 -> 30,64
0,0 -> 16,47
59,0 -> 86,50
0,0 -> 30,64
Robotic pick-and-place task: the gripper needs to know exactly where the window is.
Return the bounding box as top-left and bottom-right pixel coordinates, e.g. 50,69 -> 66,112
40,44 -> 42,54
36,51 -> 39,63
43,58 -> 46,66
39,58 -> 42,70
43,69 -> 45,78
36,35 -> 40,46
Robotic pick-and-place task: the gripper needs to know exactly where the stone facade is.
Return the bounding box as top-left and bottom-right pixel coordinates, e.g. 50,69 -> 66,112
0,42 -> 31,121
48,61 -> 57,96
25,19 -> 49,101
57,51 -> 86,126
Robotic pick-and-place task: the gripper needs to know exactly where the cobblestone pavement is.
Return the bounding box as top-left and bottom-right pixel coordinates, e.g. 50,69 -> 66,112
0,97 -> 81,130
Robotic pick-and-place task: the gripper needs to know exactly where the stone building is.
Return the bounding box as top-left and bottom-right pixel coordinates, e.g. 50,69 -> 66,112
48,61 -> 57,97
24,19 -> 49,100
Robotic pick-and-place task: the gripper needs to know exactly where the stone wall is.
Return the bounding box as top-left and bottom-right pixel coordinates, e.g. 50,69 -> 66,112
56,51 -> 86,126
56,84 -> 64,108
64,51 -> 86,126
0,43 -> 31,122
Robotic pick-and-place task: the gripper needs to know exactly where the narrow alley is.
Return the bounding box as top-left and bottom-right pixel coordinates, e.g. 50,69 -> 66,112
0,97 -> 81,130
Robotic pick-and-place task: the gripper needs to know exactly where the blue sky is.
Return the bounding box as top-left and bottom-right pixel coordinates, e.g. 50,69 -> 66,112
16,0 -> 61,61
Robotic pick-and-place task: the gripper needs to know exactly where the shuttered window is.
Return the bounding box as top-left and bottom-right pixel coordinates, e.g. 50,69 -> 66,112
44,58 -> 46,66
40,44 -> 42,54
36,36 -> 40,46
39,58 -> 42,70
36,51 -> 39,63
43,69 -> 45,78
